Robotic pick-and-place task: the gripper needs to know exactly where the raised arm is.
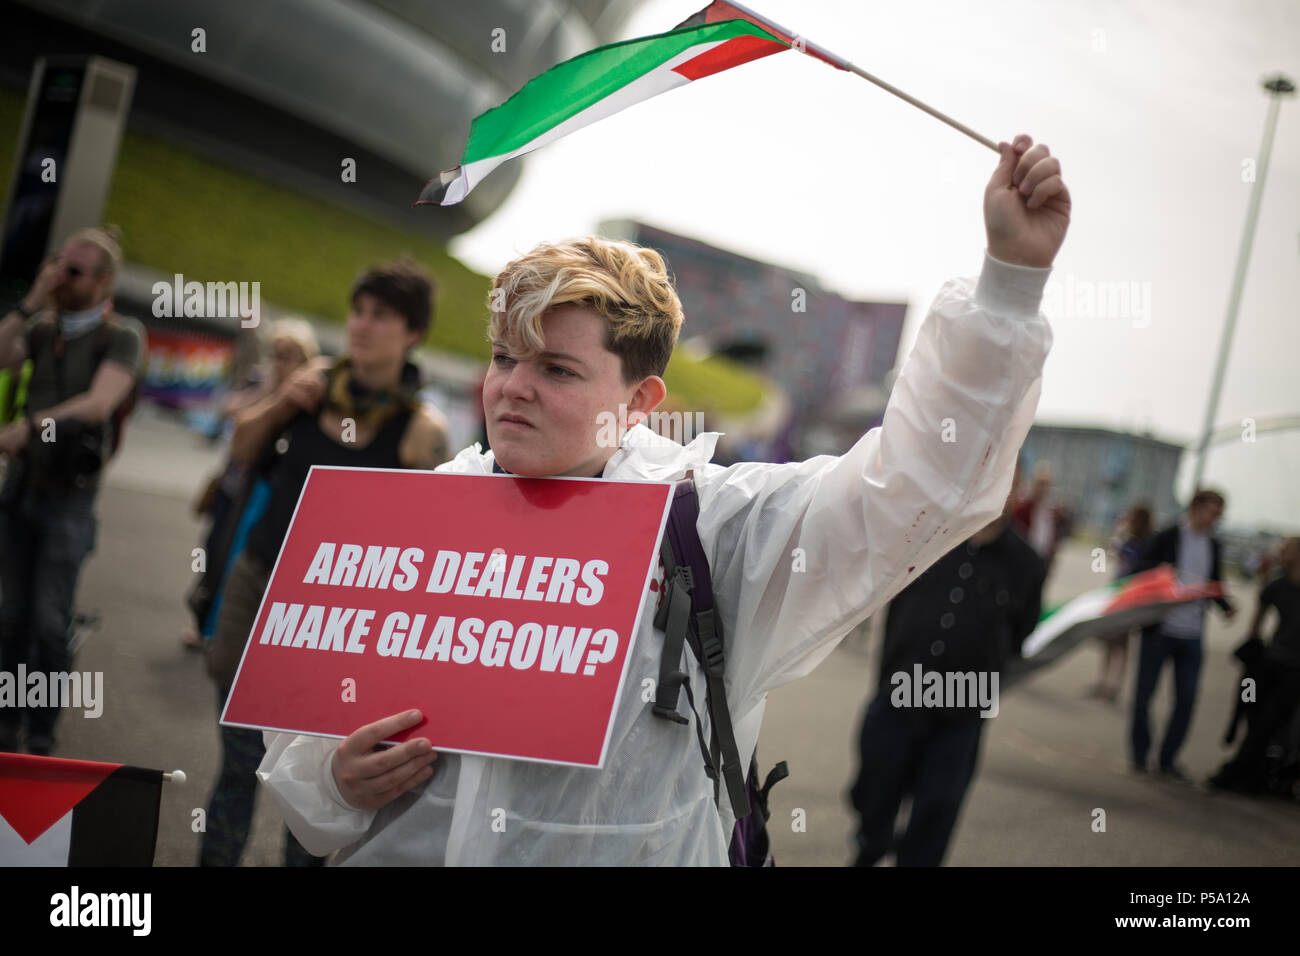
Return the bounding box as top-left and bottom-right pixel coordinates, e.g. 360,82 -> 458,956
0,256 -> 64,367
698,135 -> 1071,715
0,319 -> 143,457
229,358 -> 329,465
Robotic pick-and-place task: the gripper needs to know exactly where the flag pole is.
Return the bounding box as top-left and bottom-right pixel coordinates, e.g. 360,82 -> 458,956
725,1 -> 1000,152
1190,74 -> 1294,491
837,62 -> 998,153
838,62 -> 998,152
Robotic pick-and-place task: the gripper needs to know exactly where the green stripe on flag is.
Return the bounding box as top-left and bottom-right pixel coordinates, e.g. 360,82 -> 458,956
462,20 -> 786,164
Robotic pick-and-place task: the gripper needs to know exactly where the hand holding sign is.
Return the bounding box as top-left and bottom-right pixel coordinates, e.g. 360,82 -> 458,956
332,709 -> 439,811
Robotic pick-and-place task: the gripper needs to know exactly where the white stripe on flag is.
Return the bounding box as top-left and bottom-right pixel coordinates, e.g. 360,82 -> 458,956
445,40 -> 731,204
0,809 -> 71,866
1020,590 -> 1114,659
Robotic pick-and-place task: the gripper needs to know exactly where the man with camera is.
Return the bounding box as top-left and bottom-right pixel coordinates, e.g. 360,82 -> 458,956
0,226 -> 144,755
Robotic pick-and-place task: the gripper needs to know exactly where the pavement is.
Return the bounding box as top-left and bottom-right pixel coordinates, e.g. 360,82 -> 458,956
33,405 -> 1300,865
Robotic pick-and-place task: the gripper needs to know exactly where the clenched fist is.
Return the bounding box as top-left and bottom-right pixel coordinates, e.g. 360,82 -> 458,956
279,357 -> 331,414
985,134 -> 1071,269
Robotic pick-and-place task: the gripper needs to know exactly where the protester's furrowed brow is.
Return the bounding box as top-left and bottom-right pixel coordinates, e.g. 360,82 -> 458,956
537,350 -> 587,368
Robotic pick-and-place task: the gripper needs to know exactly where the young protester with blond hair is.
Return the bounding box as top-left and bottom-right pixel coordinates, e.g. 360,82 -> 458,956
259,135 -> 1071,865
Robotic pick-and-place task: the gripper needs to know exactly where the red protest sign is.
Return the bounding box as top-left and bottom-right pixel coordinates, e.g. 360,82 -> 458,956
221,466 -> 673,767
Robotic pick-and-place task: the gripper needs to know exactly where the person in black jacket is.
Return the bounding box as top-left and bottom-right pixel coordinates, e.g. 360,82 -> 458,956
1208,537 -> 1300,794
1129,489 -> 1236,780
848,477 -> 1045,866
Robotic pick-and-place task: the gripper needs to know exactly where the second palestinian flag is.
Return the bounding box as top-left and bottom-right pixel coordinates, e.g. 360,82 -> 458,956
1019,564 -> 1225,666
0,753 -> 163,866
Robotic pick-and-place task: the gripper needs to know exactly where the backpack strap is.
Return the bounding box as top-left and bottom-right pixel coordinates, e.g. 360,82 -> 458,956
651,477 -> 751,819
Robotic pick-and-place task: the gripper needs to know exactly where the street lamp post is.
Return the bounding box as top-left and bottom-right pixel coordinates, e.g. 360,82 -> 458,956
1190,74 -> 1295,493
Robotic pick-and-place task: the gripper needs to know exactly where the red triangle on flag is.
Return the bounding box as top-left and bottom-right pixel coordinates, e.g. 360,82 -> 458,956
678,1 -> 847,71
0,753 -> 120,844
673,34 -> 788,81
1104,564 -> 1224,615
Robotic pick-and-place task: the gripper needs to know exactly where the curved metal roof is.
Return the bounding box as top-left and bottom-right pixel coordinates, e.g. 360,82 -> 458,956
18,0 -> 642,229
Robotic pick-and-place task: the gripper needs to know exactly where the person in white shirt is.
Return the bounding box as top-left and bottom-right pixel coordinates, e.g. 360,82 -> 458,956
257,133 -> 1071,865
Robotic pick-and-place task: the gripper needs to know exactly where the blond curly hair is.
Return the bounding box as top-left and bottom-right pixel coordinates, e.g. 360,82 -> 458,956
488,236 -> 684,384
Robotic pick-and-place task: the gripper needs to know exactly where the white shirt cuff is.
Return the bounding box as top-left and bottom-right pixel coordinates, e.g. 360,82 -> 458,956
974,251 -> 1051,318
319,743 -> 363,812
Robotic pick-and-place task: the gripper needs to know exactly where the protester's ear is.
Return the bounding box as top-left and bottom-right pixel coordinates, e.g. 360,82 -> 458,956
624,375 -> 666,427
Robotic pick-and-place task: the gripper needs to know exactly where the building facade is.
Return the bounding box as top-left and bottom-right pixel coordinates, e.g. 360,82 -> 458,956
1019,424 -> 1184,537
2,0 -> 642,235
605,219 -> 907,432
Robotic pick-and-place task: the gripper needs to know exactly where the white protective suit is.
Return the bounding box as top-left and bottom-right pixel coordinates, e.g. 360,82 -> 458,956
257,253 -> 1053,865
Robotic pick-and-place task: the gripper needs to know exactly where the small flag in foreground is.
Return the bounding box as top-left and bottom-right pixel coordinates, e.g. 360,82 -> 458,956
1006,565 -> 1224,685
418,2 -> 835,207
0,753 -> 163,866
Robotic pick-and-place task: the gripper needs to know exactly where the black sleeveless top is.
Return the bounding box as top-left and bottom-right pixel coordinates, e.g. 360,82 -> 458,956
245,407 -> 413,567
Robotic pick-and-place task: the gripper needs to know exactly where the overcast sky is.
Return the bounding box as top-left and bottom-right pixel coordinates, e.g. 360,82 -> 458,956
450,0 -> 1300,533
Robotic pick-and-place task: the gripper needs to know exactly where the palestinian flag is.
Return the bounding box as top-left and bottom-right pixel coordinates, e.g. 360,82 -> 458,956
419,2 -> 843,206
0,754 -> 163,866
1006,565 -> 1224,685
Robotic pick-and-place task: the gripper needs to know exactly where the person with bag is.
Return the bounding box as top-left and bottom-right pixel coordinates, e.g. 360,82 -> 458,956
257,134 -> 1071,865
0,226 -> 144,755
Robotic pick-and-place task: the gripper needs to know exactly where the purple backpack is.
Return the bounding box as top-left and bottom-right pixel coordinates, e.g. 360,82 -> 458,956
651,478 -> 788,866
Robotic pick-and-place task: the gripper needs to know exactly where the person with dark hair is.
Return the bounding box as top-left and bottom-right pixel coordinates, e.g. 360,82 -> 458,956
1129,489 -> 1236,780
198,259 -> 451,866
0,226 -> 145,755
348,257 -> 434,338
1088,503 -> 1154,702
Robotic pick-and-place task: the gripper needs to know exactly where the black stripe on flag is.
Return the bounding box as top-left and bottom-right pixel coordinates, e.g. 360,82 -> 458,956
674,8 -> 710,29
415,167 -> 463,206
69,766 -> 163,867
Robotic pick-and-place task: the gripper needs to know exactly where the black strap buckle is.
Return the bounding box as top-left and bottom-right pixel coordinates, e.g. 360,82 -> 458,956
651,703 -> 689,725
674,566 -> 694,595
698,632 -> 725,674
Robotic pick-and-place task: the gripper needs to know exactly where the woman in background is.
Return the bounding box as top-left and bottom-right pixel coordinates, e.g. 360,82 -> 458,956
183,318 -> 318,648
1088,504 -> 1153,702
